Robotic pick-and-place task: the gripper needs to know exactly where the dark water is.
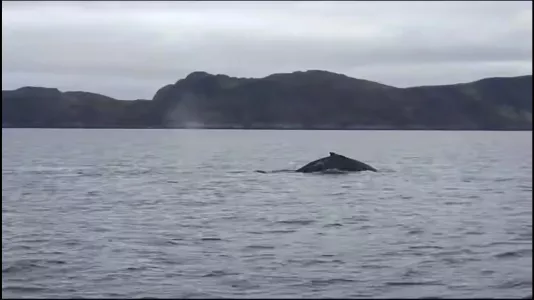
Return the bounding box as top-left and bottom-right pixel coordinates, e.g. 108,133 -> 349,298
2,129 -> 532,298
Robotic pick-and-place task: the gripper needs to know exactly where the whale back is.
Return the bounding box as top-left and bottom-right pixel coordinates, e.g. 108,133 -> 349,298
329,153 -> 377,172
296,152 -> 377,173
295,157 -> 329,173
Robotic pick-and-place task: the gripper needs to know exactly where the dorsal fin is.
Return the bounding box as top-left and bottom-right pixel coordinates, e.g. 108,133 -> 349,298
329,152 -> 336,156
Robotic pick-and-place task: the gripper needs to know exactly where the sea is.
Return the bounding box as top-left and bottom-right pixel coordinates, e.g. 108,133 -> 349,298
2,129 -> 532,298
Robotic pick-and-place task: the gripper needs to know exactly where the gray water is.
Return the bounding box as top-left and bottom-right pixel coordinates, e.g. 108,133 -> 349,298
2,129 -> 532,299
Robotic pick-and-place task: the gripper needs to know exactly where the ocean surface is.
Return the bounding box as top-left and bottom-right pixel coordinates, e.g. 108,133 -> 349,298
2,129 -> 532,298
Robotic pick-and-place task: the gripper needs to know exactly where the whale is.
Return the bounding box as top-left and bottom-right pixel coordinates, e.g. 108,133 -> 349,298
295,152 -> 377,173
254,152 -> 377,174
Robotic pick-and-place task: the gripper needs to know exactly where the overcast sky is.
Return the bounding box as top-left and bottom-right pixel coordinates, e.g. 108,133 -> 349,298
2,1 -> 532,99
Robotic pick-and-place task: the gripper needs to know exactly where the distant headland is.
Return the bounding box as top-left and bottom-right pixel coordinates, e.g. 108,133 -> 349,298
2,70 -> 532,130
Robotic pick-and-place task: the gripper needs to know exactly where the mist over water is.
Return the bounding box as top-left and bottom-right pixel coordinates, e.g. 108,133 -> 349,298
2,129 -> 532,298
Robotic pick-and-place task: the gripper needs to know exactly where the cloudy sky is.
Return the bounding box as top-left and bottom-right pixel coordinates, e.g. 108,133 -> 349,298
2,1 -> 532,99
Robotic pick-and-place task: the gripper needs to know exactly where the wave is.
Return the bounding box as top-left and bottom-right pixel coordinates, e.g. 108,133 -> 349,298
254,168 -> 376,175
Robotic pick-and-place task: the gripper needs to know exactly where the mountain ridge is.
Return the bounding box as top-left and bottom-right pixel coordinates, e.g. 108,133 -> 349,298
2,70 -> 532,130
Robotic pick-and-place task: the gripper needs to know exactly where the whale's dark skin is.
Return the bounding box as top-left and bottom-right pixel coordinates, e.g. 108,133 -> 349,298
295,152 -> 377,173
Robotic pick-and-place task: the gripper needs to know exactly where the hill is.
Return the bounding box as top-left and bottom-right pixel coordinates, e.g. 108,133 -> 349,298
2,71 -> 532,130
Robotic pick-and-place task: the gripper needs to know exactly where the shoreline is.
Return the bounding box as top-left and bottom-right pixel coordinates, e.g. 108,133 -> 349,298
2,126 -> 532,131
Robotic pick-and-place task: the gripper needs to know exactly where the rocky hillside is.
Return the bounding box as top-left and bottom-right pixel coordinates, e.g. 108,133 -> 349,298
2,71 -> 532,130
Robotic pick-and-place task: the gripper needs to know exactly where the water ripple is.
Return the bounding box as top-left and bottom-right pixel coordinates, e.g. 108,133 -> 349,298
2,129 -> 532,298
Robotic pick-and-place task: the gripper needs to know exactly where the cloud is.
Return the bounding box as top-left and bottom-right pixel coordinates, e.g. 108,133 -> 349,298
2,1 -> 532,99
